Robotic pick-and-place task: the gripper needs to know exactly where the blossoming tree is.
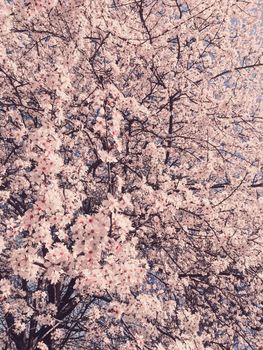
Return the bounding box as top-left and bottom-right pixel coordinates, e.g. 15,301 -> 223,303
0,0 -> 263,349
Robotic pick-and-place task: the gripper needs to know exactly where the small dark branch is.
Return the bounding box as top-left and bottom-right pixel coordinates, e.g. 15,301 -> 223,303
136,0 -> 153,44
213,172 -> 248,208
211,62 -> 263,80
175,0 -> 183,19
156,325 -> 179,342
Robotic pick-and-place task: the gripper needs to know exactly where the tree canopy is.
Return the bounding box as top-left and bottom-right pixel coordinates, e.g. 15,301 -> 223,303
0,0 -> 263,349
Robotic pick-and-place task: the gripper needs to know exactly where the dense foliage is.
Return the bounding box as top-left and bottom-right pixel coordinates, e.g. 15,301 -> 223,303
0,0 -> 263,349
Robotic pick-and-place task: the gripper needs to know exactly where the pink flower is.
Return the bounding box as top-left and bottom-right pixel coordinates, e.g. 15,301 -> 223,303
0,236 -> 6,253
0,279 -> 12,300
